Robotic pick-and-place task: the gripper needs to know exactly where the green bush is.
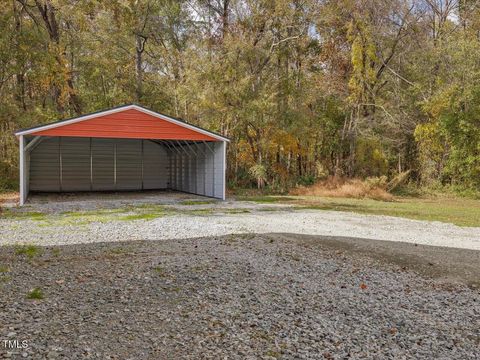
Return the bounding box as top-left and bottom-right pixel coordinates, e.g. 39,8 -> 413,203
298,175 -> 315,186
354,138 -> 388,177
0,161 -> 18,191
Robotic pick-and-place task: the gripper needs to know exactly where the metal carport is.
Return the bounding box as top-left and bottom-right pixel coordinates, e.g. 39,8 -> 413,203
15,104 -> 229,205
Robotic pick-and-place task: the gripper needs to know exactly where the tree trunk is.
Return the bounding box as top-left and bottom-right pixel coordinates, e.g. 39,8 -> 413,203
221,0 -> 230,39
13,2 -> 26,110
135,35 -> 146,102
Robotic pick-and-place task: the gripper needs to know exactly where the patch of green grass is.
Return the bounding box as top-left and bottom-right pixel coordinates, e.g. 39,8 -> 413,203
63,208 -> 126,216
185,208 -> 214,216
0,275 -> 11,283
0,265 -> 10,283
51,248 -> 61,257
128,204 -> 167,211
224,208 -> 251,214
57,209 -> 127,225
120,205 -> 167,221
180,200 -> 217,205
1,210 -> 47,221
120,213 -> 164,221
237,196 -> 296,203
15,245 -> 42,259
37,206 -> 169,225
256,207 -> 285,212
239,193 -> 480,226
294,196 -> 480,227
27,287 -> 44,300
265,350 -> 281,358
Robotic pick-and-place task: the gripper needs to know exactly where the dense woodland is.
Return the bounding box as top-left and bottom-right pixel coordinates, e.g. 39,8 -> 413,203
1,0 -> 480,193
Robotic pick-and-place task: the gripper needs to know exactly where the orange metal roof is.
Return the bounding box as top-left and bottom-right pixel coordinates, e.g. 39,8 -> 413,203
17,105 -> 228,142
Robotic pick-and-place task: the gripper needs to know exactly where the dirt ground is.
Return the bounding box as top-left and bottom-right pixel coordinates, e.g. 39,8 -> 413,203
4,190 -> 223,211
290,233 -> 480,288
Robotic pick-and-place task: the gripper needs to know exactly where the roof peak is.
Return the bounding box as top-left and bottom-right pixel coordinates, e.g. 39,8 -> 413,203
15,104 -> 230,142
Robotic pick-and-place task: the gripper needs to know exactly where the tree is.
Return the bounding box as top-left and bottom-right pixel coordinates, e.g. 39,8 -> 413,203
1,0 -> 480,193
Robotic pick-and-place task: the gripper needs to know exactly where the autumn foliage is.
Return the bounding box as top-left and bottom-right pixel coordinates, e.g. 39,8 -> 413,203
1,1 -> 480,194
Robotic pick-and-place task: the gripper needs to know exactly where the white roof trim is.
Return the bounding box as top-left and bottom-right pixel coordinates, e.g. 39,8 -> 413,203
15,104 -> 230,142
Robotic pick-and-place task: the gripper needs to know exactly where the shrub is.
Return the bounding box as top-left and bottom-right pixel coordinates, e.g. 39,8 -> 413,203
298,175 -> 315,186
249,164 -> 267,189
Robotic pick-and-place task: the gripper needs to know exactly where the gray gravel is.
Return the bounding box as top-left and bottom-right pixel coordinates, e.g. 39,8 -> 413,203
1,206 -> 480,250
8,191 -> 290,213
2,191 -> 479,250
1,234 -> 479,359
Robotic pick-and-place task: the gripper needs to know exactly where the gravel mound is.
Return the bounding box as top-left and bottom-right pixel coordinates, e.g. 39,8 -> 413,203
0,234 -> 478,359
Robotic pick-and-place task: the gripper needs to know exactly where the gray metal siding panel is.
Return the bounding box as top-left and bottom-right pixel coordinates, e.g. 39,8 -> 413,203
61,137 -> 91,191
170,152 -> 176,190
168,150 -> 175,189
29,137 -> 60,191
196,151 -> 206,196
192,141 -> 225,199
186,155 -> 193,193
180,154 -> 185,191
204,143 -> 215,197
116,139 -> 142,190
92,138 -> 115,191
190,152 -> 197,194
213,142 -> 225,198
199,144 -> 207,196
173,154 -> 178,190
185,155 -> 190,192
143,141 -> 168,189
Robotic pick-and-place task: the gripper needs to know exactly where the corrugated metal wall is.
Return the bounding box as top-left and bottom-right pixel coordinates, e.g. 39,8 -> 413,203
116,139 -> 143,190
30,137 -> 60,191
29,137 -> 225,199
30,137 -> 169,192
168,141 -> 225,199
91,138 -> 115,191
61,137 -> 91,191
144,140 -> 169,189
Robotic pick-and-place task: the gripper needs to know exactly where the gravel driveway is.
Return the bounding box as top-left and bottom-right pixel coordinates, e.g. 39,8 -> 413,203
1,203 -> 480,250
1,234 -> 479,359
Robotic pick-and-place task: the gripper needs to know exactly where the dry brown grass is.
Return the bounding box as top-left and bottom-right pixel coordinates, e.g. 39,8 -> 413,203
0,191 -> 19,210
291,177 -> 394,201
